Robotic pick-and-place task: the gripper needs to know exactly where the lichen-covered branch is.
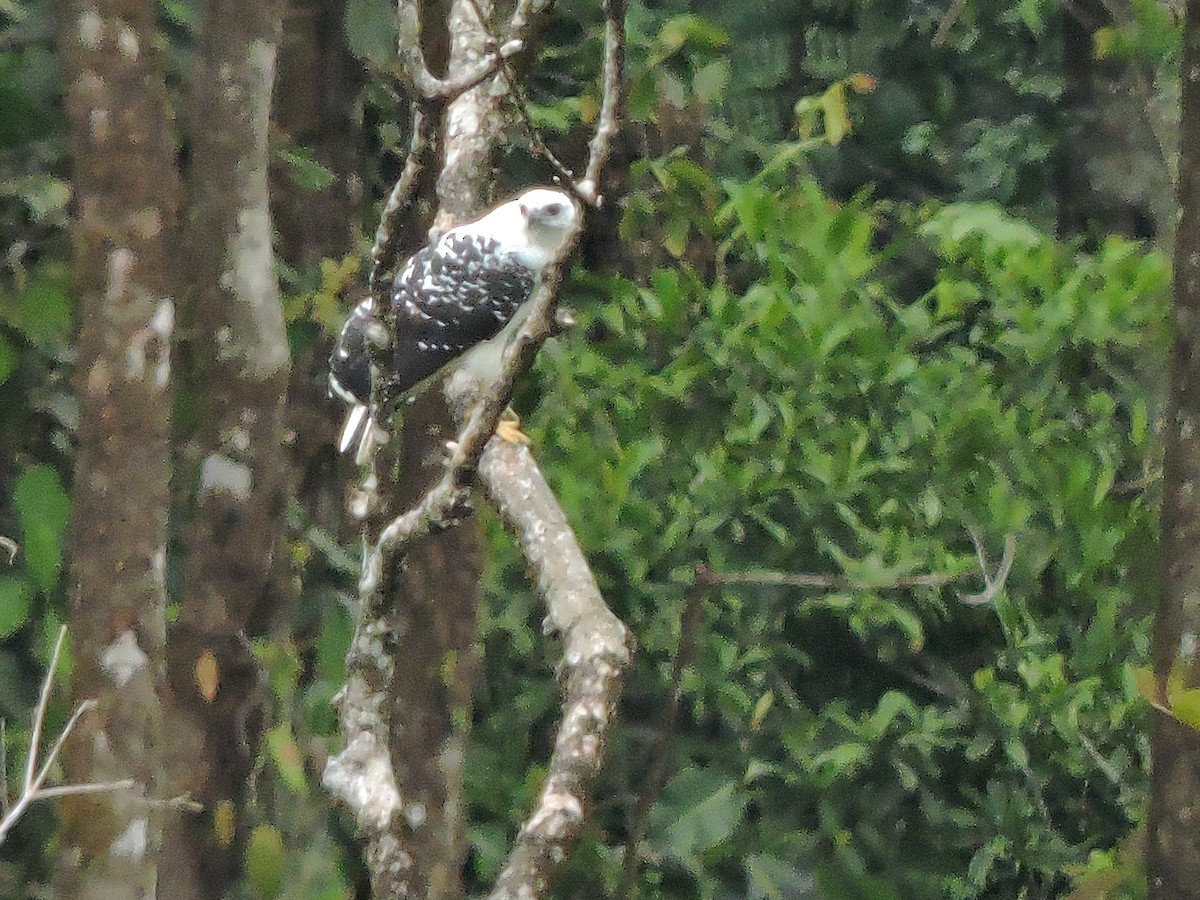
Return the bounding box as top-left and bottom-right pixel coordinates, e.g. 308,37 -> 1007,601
578,0 -> 626,204
479,440 -> 632,899
327,0 -> 628,894
396,0 -> 524,100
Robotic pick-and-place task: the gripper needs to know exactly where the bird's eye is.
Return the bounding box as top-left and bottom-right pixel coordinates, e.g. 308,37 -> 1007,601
543,202 -> 563,217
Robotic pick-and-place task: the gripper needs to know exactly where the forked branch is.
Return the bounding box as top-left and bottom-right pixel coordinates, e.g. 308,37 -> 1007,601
326,0 -> 630,895
0,627 -> 137,847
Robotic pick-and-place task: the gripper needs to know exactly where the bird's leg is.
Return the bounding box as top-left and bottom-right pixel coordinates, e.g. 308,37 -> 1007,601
495,405 -> 531,444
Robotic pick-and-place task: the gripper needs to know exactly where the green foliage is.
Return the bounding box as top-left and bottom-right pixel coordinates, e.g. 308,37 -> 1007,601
13,465 -> 69,593
474,122 -> 1166,895
0,0 -> 1181,897
246,824 -> 287,900
646,767 -> 749,876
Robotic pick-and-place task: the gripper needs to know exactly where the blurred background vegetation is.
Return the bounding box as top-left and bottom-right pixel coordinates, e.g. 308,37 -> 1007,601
0,0 -> 1181,897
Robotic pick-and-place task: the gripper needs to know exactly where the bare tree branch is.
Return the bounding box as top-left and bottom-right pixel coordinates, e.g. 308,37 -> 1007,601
327,0 -> 629,893
616,572 -> 706,900
0,628 -> 138,848
479,436 -> 631,899
931,0 -> 968,47
578,0 -> 626,205
396,0 -> 525,99
694,532 -> 1016,605
368,107 -> 433,293
0,536 -> 16,564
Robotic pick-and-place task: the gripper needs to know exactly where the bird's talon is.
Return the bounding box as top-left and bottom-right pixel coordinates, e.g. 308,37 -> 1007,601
496,418 -> 531,445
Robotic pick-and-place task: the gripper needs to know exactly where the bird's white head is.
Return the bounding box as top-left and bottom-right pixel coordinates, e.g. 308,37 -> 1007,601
513,187 -> 580,268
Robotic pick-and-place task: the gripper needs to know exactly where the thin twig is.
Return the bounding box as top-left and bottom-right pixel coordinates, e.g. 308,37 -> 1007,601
32,699 -> 97,791
25,626 -> 67,794
1079,732 -> 1124,789
504,71 -> 584,190
34,779 -> 138,801
616,569 -> 707,900
0,536 -> 17,564
0,628 -> 140,847
368,107 -> 432,293
957,533 -> 1015,606
931,0 -> 968,47
695,532 -> 1016,607
1,719 -> 8,816
578,0 -> 626,205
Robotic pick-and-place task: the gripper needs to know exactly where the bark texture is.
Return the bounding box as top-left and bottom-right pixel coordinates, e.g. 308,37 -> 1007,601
55,0 -> 180,895
161,1 -> 289,895
325,1 -> 629,895
377,2 -> 510,893
477,433 -> 631,898
1148,3 -> 1200,896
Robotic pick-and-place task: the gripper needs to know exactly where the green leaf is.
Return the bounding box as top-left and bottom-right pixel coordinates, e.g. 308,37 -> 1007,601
0,331 -> 15,385
0,174 -> 71,222
15,267 -> 73,350
13,465 -> 71,592
746,854 -> 819,899
345,0 -> 398,68
0,575 -> 30,638
1171,688 -> 1200,731
647,767 -> 747,871
246,824 -> 286,899
266,723 -> 308,795
276,147 -> 337,192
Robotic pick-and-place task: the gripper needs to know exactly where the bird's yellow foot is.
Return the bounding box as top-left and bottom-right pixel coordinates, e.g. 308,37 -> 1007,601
496,408 -> 531,445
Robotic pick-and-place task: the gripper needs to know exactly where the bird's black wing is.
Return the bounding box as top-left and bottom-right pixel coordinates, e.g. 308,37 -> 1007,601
329,297 -> 377,405
386,233 -> 535,396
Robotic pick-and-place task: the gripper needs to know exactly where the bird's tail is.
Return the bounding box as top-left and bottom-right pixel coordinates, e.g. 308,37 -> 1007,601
337,403 -> 370,455
338,404 -> 389,465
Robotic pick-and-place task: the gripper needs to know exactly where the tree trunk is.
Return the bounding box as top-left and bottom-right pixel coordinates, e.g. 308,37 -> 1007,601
1148,2 -> 1200,896
55,0 -> 180,895
160,1 -> 290,896
374,3 -> 510,892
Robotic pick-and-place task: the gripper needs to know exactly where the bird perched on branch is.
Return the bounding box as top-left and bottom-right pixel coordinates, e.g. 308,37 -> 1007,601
329,187 -> 581,463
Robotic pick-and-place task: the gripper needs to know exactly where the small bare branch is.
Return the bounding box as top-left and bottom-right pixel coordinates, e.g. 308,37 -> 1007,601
369,107 -> 433,293
25,626 -> 67,794
956,532 -> 1015,606
577,0 -> 626,206
931,0 -> 968,47
0,628 -> 139,848
31,699 -> 97,793
695,532 -> 1016,606
0,536 -> 17,564
33,779 -> 138,802
1,720 -> 8,816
